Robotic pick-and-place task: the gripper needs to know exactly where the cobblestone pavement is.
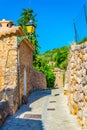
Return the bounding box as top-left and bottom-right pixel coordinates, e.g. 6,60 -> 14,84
1,88 -> 82,130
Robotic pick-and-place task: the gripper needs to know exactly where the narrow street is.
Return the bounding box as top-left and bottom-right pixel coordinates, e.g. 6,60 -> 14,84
1,88 -> 82,130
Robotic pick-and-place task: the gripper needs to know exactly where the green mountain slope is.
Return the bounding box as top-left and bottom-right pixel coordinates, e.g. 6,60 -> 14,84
39,46 -> 70,70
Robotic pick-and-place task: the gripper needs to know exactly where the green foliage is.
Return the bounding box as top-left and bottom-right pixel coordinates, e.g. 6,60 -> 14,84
56,46 -> 70,69
78,37 -> 87,44
17,8 -> 36,32
46,70 -> 55,88
34,58 -> 55,88
42,48 -> 58,62
39,46 -> 70,70
35,46 -> 70,88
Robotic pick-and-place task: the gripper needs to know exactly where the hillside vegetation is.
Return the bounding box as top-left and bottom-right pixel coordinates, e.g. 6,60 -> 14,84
39,46 -> 70,70
34,46 -> 70,88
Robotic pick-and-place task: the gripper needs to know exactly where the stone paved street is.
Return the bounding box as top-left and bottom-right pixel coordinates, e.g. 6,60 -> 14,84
1,88 -> 82,130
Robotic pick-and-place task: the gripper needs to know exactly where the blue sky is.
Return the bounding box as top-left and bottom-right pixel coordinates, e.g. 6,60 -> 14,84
0,0 -> 87,53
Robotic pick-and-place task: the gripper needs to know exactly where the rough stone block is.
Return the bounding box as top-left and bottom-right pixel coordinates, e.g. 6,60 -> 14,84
0,100 -> 9,127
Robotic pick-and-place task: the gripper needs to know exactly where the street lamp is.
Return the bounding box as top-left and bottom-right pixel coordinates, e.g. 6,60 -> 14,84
26,19 -> 36,34
17,19 -> 36,43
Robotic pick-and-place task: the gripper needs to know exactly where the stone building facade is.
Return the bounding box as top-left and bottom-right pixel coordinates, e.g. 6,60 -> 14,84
53,68 -> 65,88
65,42 -> 87,129
0,19 -> 46,115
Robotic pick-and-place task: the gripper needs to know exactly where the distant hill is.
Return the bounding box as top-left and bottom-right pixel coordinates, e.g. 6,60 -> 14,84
38,46 -> 70,70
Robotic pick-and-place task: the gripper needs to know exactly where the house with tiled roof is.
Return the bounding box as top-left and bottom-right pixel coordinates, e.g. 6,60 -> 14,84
0,19 -> 46,115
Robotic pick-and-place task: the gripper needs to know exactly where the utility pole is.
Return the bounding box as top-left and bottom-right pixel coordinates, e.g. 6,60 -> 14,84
73,21 -> 78,44
84,4 -> 87,24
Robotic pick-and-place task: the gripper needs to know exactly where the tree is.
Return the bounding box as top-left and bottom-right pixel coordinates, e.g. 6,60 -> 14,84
17,8 -> 36,33
56,46 -> 70,69
17,8 -> 40,64
34,57 -> 55,88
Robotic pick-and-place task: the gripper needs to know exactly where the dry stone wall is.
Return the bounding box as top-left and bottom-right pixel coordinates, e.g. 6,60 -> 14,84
30,70 -> 47,90
0,35 -> 18,115
0,100 -> 9,127
0,36 -> 17,91
65,42 -> 87,129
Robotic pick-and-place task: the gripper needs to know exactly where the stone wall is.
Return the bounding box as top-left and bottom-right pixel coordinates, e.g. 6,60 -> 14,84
19,40 -> 33,104
5,87 -> 19,115
0,35 -> 18,115
30,70 -> 47,90
0,35 -> 17,91
0,100 -> 9,127
65,42 -> 87,129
